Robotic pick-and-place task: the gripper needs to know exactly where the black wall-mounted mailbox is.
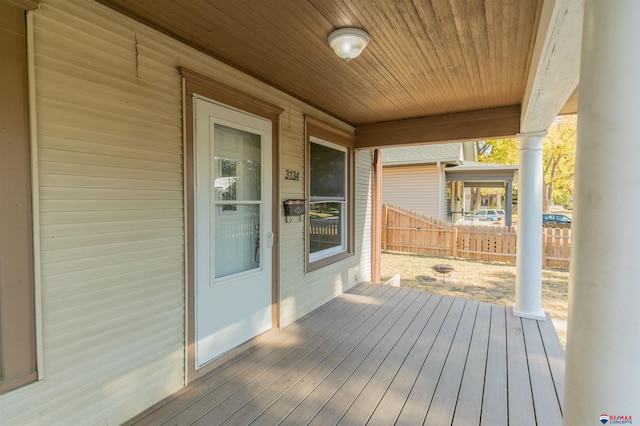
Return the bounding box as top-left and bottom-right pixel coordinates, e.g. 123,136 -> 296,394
283,199 -> 305,222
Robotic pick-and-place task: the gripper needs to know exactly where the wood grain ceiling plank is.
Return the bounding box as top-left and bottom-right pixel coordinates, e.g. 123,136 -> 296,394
376,1 -> 453,114
421,0 -> 472,110
343,2 -> 427,117
482,1 -> 500,106
312,0 -> 458,119
201,0 -> 382,122
496,0 -> 512,103
447,0 -> 490,109
396,0 -> 458,111
97,0 -> 542,127
101,0 -> 344,120
306,0 -> 416,121
504,1 -> 528,103
515,0 -> 543,100
110,0 -> 218,39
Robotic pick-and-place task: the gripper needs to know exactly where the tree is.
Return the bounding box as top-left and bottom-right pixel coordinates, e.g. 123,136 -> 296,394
476,138 -> 519,164
472,138 -> 519,210
543,115 -> 576,211
474,115 -> 576,212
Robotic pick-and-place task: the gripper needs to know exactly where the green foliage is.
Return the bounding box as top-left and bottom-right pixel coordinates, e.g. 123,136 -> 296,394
476,138 -> 519,164
474,115 -> 577,211
543,115 -> 576,209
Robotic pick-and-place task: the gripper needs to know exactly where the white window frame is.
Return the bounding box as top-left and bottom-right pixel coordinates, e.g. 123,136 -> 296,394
304,116 -> 354,273
308,137 -> 348,263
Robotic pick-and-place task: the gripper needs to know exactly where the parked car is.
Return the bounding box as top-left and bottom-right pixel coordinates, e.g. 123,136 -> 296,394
543,213 -> 572,227
468,208 -> 505,223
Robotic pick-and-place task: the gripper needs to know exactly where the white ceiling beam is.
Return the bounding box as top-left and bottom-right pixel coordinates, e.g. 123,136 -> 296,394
521,0 -> 583,132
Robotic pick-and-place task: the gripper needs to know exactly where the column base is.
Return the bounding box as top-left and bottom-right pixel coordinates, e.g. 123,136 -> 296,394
512,304 -> 547,321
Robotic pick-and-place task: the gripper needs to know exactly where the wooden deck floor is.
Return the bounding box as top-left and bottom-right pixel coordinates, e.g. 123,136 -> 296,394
126,283 -> 565,425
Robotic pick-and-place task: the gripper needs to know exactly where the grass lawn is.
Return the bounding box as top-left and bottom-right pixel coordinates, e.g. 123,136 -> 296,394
380,251 -> 569,348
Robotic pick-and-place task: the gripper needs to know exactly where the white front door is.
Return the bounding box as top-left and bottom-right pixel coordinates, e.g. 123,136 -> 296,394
194,96 -> 273,368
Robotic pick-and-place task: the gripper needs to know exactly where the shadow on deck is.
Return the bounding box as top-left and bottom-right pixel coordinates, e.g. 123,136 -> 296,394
126,283 -> 565,425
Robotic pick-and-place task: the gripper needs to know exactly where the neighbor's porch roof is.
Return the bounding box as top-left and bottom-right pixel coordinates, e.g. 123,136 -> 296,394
382,143 -> 464,167
125,283 -> 565,425
446,160 -> 519,187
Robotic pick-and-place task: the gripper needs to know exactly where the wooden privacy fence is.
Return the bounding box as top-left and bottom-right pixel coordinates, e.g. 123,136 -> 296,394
382,205 -> 571,268
310,218 -> 340,250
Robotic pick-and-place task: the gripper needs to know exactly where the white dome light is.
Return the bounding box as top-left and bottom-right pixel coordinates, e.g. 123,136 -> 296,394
328,28 -> 370,62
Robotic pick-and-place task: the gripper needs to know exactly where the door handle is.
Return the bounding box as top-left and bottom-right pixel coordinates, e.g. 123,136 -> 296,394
267,231 -> 274,248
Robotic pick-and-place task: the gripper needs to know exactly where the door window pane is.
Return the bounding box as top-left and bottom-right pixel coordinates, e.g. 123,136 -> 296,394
213,124 -> 261,202
214,204 -> 261,278
212,124 -> 262,279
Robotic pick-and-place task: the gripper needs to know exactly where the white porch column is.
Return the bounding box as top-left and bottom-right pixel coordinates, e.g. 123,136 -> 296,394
513,131 -> 546,320
564,0 -> 640,423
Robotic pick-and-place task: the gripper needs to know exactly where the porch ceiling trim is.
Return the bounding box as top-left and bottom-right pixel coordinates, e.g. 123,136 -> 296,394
355,105 -> 520,149
4,0 -> 40,10
520,0 -> 583,132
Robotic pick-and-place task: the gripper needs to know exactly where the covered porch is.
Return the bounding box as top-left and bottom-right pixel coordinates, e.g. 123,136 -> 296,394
126,283 -> 564,425
2,0 -> 638,423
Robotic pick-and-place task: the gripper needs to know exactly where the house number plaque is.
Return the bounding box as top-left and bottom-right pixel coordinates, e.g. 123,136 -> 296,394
285,169 -> 300,181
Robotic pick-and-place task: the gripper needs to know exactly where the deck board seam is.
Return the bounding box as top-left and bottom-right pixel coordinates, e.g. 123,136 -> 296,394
423,299 -> 470,422
335,291 -> 438,425
189,285 -> 405,425
129,284 -> 387,424
360,292 -> 443,425
449,302 -> 480,424
394,295 -> 461,424
234,289 -> 428,425
538,318 -> 564,416
280,287 -> 418,424
163,285 -> 396,425
122,286 -> 565,426
334,291 -> 433,425
305,290 -> 422,425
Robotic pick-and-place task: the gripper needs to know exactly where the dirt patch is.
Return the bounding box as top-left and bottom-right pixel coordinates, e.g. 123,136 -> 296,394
381,251 -> 569,347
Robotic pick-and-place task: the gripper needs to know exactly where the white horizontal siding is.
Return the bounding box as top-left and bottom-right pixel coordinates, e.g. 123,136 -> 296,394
278,147 -> 372,327
355,149 -> 374,283
382,165 -> 441,218
277,111 -> 310,326
0,0 -> 184,424
0,0 -> 369,423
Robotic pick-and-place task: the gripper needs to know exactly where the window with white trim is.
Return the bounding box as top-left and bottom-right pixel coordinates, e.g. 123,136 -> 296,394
305,116 -> 354,271
308,138 -> 348,262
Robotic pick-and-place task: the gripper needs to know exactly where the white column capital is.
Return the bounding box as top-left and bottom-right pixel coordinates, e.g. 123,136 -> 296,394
517,130 -> 547,146
517,130 -> 546,150
516,130 -> 547,139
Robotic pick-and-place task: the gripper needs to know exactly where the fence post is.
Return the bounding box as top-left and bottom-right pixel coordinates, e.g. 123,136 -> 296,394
542,228 -> 547,268
382,205 -> 388,250
452,227 -> 458,258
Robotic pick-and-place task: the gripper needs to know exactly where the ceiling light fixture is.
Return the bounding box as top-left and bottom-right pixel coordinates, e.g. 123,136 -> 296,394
328,28 -> 370,62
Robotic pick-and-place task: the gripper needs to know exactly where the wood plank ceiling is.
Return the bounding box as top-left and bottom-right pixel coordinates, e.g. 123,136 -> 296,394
99,0 -> 545,130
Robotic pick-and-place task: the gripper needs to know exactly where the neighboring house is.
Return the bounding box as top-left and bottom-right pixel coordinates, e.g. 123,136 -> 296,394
382,143 -> 518,226
382,142 -> 466,219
